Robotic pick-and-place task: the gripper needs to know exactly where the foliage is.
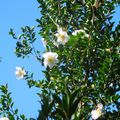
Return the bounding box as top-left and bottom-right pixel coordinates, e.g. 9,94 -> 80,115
0,84 -> 29,120
1,0 -> 120,120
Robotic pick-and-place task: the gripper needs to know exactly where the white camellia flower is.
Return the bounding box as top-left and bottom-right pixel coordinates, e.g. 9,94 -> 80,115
97,103 -> 103,110
72,29 -> 89,38
43,52 -> 59,68
41,38 -> 47,47
15,67 -> 26,79
0,117 -> 9,120
91,103 -> 103,120
72,30 -> 85,35
55,28 -> 69,45
91,109 -> 102,120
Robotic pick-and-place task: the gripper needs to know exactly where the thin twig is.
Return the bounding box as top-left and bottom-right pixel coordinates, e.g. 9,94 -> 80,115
47,14 -> 59,28
58,0 -> 61,15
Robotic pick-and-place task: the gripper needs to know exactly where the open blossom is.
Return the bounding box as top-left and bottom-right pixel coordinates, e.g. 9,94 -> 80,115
55,28 -> 69,45
91,109 -> 102,120
72,29 -> 89,38
0,117 -> 9,120
43,52 -> 59,68
15,67 -> 26,79
97,103 -> 103,110
91,103 -> 103,120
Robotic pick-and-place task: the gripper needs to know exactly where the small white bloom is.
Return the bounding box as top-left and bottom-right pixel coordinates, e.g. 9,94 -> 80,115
41,38 -> 47,47
91,109 -> 102,120
72,30 -> 77,36
72,30 -> 85,35
43,52 -> 59,68
109,83 -> 113,87
91,84 -> 95,89
97,103 -> 103,110
15,67 -> 26,79
0,117 -> 9,120
72,29 -> 89,38
55,28 -> 69,45
91,104 -> 103,120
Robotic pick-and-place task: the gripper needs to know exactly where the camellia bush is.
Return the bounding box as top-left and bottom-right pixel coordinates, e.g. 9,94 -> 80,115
0,0 -> 120,120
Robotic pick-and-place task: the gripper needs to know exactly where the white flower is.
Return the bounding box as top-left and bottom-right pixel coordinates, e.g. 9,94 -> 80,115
109,83 -> 113,87
72,30 -> 85,35
91,84 -> 95,89
97,103 -> 103,110
43,52 -> 59,68
91,109 -> 102,120
0,117 -> 9,120
91,104 -> 103,120
55,28 -> 69,45
72,29 -> 89,38
15,67 -> 26,79
53,41 -> 59,47
41,38 -> 47,47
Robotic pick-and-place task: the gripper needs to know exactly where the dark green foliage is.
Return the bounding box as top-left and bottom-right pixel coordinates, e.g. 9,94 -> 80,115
9,26 -> 39,59
0,84 -> 28,120
1,0 -> 120,119
36,0 -> 120,119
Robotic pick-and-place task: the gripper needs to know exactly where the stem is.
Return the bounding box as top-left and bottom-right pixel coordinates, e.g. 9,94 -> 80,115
58,0 -> 61,15
47,14 -> 59,28
31,43 -> 38,58
31,43 -> 42,63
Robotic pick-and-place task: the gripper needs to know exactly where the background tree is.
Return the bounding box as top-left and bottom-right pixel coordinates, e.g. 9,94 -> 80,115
1,0 -> 120,120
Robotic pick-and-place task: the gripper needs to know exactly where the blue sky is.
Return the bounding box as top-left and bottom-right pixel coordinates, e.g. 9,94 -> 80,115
0,0 -> 44,118
0,0 -> 120,119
